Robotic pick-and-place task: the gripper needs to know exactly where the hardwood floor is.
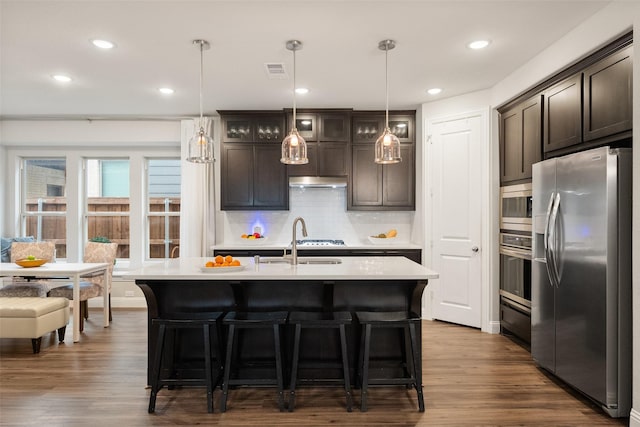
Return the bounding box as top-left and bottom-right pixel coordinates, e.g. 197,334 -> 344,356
0,309 -> 629,426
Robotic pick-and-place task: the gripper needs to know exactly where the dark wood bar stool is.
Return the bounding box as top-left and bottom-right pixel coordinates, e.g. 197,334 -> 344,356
148,312 -> 224,414
288,311 -> 353,412
356,311 -> 424,412
220,311 -> 288,412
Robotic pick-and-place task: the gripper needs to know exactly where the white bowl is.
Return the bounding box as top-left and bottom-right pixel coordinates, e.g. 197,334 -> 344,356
368,236 -> 397,245
240,236 -> 269,245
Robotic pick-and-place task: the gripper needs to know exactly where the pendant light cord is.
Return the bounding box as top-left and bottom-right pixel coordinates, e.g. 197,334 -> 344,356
292,47 -> 297,125
385,45 -> 389,128
199,41 -> 204,128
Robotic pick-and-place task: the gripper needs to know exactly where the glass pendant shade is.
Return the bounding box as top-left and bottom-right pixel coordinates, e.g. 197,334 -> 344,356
374,127 -> 402,164
281,39 -> 309,165
186,39 -> 214,164
187,126 -> 214,163
281,128 -> 308,164
375,39 -> 401,164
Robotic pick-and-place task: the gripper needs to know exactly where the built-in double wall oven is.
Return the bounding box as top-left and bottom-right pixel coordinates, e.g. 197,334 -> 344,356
499,183 -> 532,345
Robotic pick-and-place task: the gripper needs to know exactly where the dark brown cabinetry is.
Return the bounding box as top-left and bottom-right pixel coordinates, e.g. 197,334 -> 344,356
583,45 -> 633,142
543,74 -> 582,153
286,109 -> 351,177
220,111 -> 288,210
349,112 -> 415,210
500,95 -> 542,184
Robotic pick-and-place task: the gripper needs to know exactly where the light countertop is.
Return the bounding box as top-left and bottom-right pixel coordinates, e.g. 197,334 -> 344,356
122,256 -> 438,281
212,243 -> 423,251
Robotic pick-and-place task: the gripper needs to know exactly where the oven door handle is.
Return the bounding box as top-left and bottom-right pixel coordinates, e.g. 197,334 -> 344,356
499,246 -> 531,260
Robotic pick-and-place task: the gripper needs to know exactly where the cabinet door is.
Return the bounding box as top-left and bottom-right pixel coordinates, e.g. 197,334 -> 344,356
318,142 -> 349,176
287,143 -> 318,176
253,145 -> 288,209
221,145 -> 253,208
501,96 -> 542,184
319,113 -> 350,142
500,107 -> 523,183
255,115 -> 284,143
350,144 -> 382,208
353,116 -> 383,144
388,115 -> 415,143
521,97 -> 542,179
383,144 -> 415,209
222,116 -> 253,143
543,74 -> 582,153
290,113 -> 317,142
583,46 -> 632,142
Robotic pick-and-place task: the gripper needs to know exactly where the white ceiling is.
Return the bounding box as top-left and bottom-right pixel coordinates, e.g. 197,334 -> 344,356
0,0 -> 611,119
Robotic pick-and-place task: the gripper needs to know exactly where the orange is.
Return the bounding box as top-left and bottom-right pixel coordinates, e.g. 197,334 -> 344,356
205,261 -> 215,267
241,234 -> 248,239
225,255 -> 233,263
231,260 -> 241,266
215,255 -> 224,264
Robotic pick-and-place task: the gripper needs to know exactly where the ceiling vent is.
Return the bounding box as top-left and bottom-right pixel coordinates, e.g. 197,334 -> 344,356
264,63 -> 288,79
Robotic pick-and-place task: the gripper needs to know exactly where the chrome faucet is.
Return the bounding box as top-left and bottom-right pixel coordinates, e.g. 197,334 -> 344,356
290,217 -> 308,265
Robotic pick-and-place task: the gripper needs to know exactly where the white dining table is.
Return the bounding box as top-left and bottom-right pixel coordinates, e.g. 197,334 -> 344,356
0,262 -> 111,342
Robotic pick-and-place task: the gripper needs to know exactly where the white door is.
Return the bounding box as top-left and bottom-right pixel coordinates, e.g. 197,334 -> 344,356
427,112 -> 483,328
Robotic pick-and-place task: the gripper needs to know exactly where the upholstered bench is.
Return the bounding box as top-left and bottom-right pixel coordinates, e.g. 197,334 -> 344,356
0,297 -> 70,353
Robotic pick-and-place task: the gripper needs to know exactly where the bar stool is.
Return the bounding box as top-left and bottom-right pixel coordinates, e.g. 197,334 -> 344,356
148,312 -> 224,414
356,311 -> 424,412
288,311 -> 353,412
220,311 -> 288,412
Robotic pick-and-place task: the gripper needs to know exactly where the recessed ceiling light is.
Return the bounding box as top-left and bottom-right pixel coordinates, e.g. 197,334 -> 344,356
468,40 -> 490,50
427,88 -> 442,95
295,87 -> 309,94
92,39 -> 115,49
52,75 -> 72,83
158,87 -> 175,95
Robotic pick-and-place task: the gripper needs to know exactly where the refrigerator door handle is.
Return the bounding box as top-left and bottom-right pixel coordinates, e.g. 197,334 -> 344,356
543,192 -> 557,287
548,193 -> 561,287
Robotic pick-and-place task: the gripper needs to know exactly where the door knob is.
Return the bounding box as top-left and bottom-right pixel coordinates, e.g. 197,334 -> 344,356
471,246 -> 479,252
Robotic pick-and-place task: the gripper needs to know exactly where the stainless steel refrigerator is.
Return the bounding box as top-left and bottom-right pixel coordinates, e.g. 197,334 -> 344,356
531,146 -> 631,417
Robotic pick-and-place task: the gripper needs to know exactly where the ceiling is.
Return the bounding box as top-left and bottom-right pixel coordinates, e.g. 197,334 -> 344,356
0,0 -> 611,119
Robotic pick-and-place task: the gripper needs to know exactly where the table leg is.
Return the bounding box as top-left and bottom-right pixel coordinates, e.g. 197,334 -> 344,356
103,267 -> 110,328
73,273 -> 80,342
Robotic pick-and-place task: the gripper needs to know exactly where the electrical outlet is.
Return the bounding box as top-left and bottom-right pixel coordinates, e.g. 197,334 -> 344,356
124,291 -> 135,297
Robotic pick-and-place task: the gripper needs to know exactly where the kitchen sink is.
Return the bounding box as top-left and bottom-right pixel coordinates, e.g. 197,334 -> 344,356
258,257 -> 342,265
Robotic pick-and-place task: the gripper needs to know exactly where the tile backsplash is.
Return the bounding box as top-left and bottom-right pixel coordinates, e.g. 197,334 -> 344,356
219,187 -> 414,246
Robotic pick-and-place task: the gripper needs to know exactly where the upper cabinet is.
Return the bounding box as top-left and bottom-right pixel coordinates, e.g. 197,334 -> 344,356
286,109 -> 351,177
543,74 -> 582,153
352,114 -> 414,144
583,45 -> 633,142
219,111 -> 288,210
500,34 -> 632,182
221,112 -> 284,143
500,95 -> 542,184
349,111 -> 415,210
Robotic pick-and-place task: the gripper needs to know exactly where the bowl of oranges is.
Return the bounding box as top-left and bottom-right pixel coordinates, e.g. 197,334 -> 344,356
240,232 -> 268,245
201,255 -> 244,272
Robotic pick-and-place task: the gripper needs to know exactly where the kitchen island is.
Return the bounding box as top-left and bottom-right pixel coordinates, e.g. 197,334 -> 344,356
124,256 -> 438,385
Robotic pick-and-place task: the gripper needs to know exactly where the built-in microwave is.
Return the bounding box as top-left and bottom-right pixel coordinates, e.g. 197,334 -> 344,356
500,183 -> 532,233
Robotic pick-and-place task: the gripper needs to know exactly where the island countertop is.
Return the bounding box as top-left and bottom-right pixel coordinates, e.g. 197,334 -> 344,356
122,256 -> 438,281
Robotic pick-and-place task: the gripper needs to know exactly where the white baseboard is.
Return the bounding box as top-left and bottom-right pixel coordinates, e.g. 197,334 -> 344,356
486,319 -> 501,334
630,408 -> 640,427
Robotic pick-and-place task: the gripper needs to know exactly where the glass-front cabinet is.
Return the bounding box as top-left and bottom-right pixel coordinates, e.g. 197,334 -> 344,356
221,113 -> 283,143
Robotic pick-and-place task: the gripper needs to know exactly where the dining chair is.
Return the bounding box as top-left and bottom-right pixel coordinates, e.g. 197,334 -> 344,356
0,241 -> 56,297
48,242 -> 118,331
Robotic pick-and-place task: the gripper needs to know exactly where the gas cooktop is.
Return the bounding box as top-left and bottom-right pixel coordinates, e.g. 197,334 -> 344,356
296,239 -> 346,247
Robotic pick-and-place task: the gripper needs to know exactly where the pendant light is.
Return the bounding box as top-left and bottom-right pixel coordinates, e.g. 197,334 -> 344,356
280,40 -> 308,165
187,39 -> 214,164
374,39 -> 402,164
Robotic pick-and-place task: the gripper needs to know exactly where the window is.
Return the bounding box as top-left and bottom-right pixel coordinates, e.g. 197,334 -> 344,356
21,158 -> 67,257
146,159 -> 181,258
85,159 -> 130,259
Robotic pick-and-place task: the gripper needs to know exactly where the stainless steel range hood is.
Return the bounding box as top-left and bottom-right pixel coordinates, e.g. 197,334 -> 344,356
289,176 -> 347,188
